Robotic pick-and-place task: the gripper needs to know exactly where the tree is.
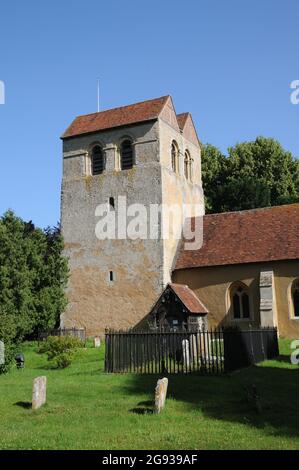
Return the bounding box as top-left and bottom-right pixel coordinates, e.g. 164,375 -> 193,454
34,225 -> 69,334
201,137 -> 299,213
201,143 -> 227,213
0,211 -> 69,372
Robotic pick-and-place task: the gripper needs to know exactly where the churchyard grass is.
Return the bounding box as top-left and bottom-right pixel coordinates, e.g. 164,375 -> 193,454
0,339 -> 298,450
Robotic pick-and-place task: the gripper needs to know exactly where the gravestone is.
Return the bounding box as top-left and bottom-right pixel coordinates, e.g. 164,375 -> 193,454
154,377 -> 168,414
32,376 -> 47,410
0,341 -> 4,366
94,336 -> 101,348
190,334 -> 198,363
182,339 -> 190,368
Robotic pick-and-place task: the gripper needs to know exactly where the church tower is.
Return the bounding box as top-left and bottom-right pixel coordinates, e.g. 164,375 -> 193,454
60,96 -> 204,335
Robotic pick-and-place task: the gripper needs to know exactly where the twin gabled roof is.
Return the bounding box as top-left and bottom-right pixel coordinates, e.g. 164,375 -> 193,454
176,113 -> 190,130
61,95 -> 198,142
175,204 -> 299,270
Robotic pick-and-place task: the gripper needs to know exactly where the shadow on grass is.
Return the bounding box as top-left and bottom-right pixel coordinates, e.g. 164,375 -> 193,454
14,401 -> 32,409
130,401 -> 154,415
275,355 -> 293,364
69,369 -> 104,376
123,363 -> 299,438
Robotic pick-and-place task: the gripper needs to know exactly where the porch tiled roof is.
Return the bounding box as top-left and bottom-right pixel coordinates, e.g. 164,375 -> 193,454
169,283 -> 209,315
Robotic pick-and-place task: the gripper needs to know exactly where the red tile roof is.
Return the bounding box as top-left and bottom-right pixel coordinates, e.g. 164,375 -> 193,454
169,283 -> 209,314
176,112 -> 189,130
62,95 -> 170,139
175,204 -> 299,270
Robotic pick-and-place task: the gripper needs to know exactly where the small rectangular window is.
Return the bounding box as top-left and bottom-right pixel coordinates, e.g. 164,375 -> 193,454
109,197 -> 115,210
109,271 -> 114,282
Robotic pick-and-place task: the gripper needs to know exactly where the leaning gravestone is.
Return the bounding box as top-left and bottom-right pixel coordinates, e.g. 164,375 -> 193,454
154,377 -> 168,414
32,376 -> 47,410
0,341 -> 4,366
182,339 -> 190,369
94,336 -> 101,348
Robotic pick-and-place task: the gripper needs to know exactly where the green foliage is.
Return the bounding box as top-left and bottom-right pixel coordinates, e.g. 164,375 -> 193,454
38,335 -> 81,368
201,143 -> 227,213
53,352 -> 73,369
38,335 -> 82,358
201,137 -> 299,213
0,211 -> 69,372
0,310 -> 17,373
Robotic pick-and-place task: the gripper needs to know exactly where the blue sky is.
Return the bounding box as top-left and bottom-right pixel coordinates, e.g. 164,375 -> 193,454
0,0 -> 298,227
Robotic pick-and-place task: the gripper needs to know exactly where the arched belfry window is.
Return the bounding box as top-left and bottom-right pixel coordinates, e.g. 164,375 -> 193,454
292,280 -> 299,318
184,150 -> 193,181
230,282 -> 250,320
189,156 -> 193,182
120,139 -> 134,170
171,141 -> 179,173
184,151 -> 189,179
91,145 -> 105,175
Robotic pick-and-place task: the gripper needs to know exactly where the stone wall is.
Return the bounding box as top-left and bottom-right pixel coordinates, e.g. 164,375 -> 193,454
61,121 -> 164,335
173,259 -> 299,338
159,98 -> 204,285
61,105 -> 204,335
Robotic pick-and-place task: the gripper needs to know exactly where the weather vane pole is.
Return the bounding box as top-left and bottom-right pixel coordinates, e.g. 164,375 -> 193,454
97,78 -> 100,112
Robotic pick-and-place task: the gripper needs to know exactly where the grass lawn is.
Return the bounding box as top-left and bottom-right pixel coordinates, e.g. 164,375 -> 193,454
0,339 -> 298,450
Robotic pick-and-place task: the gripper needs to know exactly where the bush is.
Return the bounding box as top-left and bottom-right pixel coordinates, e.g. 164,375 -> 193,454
38,335 -> 81,368
53,351 -> 73,369
0,341 -> 16,374
0,312 -> 17,374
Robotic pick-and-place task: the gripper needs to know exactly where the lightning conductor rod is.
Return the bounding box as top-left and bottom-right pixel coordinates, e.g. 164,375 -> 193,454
97,78 -> 100,112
